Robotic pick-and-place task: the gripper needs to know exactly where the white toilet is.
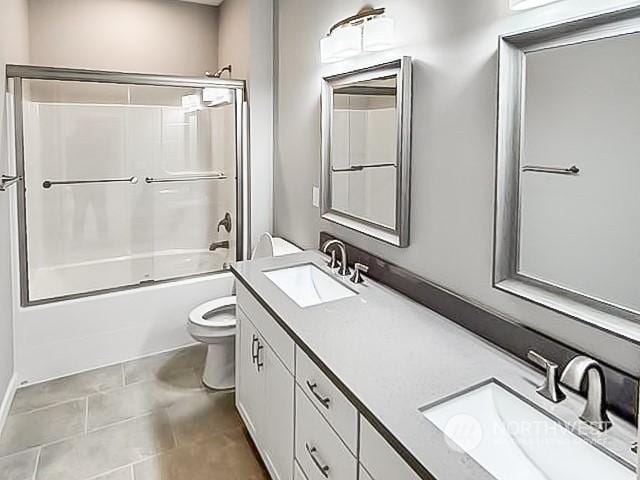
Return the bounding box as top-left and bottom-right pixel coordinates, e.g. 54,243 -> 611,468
187,233 -> 300,389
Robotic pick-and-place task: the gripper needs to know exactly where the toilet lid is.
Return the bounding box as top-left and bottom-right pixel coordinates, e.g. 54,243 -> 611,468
252,232 -> 274,259
188,296 -> 237,328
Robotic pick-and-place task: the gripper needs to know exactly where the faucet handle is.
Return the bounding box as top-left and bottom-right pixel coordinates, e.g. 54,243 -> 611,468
527,350 -> 566,403
350,263 -> 369,284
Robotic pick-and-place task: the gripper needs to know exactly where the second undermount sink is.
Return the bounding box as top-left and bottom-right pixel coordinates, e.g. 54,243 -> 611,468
421,380 -> 634,480
264,263 -> 356,308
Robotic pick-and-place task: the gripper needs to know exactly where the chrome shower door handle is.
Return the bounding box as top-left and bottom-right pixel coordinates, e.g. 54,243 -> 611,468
42,176 -> 138,189
144,173 -> 226,183
521,165 -> 579,175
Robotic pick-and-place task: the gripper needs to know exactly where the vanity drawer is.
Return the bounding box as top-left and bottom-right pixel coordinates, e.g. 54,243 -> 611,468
359,465 -> 374,480
295,385 -> 357,480
294,460 -> 308,480
237,283 -> 294,372
359,417 -> 421,480
295,347 -> 358,453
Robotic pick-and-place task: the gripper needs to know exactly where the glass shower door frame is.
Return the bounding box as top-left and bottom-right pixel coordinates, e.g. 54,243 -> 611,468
7,64 -> 250,307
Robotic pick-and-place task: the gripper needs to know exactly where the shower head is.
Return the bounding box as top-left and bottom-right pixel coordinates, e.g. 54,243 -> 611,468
205,65 -> 232,79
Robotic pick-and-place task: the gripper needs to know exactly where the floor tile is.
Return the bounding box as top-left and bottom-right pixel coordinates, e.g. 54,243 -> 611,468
90,465 -> 133,480
11,365 -> 123,415
133,428 -> 267,480
0,448 -> 39,480
166,389 -> 241,446
0,399 -> 86,457
122,345 -> 206,386
36,411 -> 175,480
87,372 -> 203,431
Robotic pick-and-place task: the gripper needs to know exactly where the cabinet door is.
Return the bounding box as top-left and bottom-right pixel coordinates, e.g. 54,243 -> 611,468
262,345 -> 295,480
236,309 -> 264,445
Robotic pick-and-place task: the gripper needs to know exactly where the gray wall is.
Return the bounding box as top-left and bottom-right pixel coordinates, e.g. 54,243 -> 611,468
0,0 -> 29,410
274,0 -> 640,375
218,0 -> 274,248
218,0 -> 250,79
28,0 -> 219,75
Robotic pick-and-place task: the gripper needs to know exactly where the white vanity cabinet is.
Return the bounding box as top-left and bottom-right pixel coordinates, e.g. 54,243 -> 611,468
359,417 -> 421,480
236,290 -> 295,480
236,285 -> 421,480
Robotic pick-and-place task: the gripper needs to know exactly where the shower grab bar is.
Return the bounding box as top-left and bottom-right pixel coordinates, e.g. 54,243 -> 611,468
144,173 -> 227,183
0,175 -> 21,191
332,163 -> 396,173
522,165 -> 580,175
42,176 -> 138,189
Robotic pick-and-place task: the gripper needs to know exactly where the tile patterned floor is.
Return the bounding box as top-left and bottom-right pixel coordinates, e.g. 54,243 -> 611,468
0,345 -> 268,480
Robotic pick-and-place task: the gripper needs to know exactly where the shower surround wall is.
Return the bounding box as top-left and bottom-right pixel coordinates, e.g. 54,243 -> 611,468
22,86 -> 236,301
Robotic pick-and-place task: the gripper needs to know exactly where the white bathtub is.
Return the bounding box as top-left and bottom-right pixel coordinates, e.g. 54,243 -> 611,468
14,268 -> 235,385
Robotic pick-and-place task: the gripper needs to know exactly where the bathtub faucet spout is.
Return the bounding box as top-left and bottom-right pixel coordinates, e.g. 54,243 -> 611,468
209,240 -> 230,252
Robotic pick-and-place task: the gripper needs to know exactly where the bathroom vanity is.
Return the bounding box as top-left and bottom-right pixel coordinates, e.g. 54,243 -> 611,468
232,250 -> 637,480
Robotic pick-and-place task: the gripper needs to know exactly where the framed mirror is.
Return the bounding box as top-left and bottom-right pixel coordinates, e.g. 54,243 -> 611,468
494,6 -> 640,340
321,57 -> 412,247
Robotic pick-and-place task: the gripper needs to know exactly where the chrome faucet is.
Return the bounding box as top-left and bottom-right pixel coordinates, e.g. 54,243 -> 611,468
527,350 -> 566,403
209,240 -> 229,251
560,355 -> 612,432
321,239 -> 350,276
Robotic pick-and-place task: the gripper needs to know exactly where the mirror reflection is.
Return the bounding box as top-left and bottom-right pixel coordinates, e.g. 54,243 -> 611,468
330,77 -> 398,229
518,33 -> 640,314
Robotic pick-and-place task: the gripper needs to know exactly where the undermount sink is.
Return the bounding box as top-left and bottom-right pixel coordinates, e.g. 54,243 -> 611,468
421,380 -> 634,480
264,263 -> 356,308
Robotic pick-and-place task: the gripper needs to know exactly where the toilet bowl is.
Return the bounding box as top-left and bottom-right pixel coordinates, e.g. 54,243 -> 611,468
187,233 -> 300,389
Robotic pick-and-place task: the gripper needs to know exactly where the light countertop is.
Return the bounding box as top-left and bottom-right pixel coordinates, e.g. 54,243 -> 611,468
232,250 -> 637,480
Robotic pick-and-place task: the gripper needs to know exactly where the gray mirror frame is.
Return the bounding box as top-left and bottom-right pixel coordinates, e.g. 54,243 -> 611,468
493,5 -> 640,343
321,57 -> 412,248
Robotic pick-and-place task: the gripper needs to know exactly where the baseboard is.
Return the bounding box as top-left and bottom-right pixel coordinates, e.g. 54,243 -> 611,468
0,373 -> 18,435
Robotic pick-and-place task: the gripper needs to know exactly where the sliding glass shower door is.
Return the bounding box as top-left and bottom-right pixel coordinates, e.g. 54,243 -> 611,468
12,71 -> 246,304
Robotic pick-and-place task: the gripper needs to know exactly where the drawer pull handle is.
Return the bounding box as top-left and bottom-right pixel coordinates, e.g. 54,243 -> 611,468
255,341 -> 264,372
251,335 -> 259,364
306,380 -> 331,409
305,443 -> 330,478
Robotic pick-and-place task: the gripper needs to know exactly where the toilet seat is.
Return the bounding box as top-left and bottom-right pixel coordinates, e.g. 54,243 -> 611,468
188,296 -> 236,329
187,235 -> 302,389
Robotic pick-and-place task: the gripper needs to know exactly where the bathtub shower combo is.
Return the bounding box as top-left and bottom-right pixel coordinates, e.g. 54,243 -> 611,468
7,65 -> 249,306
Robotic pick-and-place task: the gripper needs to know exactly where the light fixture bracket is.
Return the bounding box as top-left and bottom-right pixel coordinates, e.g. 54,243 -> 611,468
328,7 -> 386,35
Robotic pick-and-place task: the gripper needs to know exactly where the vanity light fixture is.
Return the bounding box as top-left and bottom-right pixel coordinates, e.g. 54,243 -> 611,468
320,7 -> 394,63
509,0 -> 561,10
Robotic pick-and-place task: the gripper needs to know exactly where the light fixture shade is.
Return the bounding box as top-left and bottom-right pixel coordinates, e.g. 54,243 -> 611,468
509,0 -> 561,10
203,87 -> 233,107
363,16 -> 394,52
320,25 -> 362,63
